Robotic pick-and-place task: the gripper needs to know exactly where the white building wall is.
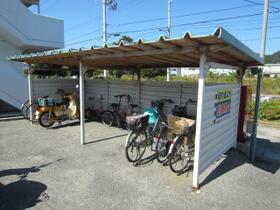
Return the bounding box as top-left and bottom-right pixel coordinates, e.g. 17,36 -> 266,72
177,67 -> 235,77
263,64 -> 280,76
0,0 -> 64,109
0,0 -> 64,50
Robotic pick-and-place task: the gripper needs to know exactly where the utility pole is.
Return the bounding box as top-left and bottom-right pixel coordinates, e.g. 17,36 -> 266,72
167,0 -> 172,82
250,0 -> 269,162
103,0 -> 108,78
167,0 -> 171,38
37,1 -> 41,14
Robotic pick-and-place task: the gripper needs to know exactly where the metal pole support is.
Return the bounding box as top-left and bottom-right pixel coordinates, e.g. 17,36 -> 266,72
27,65 -> 34,124
250,0 -> 269,162
192,53 -> 208,190
250,68 -> 263,161
79,61 -> 86,145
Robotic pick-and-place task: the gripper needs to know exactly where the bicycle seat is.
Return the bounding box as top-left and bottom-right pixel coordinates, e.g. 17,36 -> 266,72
130,104 -> 138,109
55,102 -> 64,106
111,103 -> 120,109
42,95 -> 49,98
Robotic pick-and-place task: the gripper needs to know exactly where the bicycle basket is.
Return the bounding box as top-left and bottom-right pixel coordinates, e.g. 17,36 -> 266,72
126,114 -> 149,131
38,97 -> 55,107
167,115 -> 196,135
171,105 -> 185,117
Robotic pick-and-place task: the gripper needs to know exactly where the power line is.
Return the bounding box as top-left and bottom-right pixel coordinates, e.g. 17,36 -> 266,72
64,1 -> 279,44
110,3 -> 263,27
65,29 -> 102,43
109,11 -> 279,36
65,36 -> 102,48
65,17 -> 280,45
171,18 -> 280,31
67,10 -> 280,46
172,25 -> 280,36
242,36 -> 280,41
242,0 -> 280,11
65,24 -> 280,49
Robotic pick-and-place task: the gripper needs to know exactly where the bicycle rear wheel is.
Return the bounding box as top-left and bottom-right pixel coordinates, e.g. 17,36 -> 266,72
101,111 -> 114,126
168,136 -> 193,173
25,102 -> 39,123
125,130 -> 147,163
21,100 -> 31,119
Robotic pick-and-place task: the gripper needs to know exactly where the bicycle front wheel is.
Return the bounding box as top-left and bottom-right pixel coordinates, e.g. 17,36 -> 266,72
38,111 -> 55,128
125,130 -> 147,163
155,127 -> 170,163
168,136 -> 193,173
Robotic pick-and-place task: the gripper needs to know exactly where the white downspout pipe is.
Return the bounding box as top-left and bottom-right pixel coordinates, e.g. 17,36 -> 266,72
79,61 -> 85,145
192,53 -> 207,190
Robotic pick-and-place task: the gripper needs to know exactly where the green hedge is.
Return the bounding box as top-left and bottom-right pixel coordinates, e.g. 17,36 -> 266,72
250,100 -> 280,120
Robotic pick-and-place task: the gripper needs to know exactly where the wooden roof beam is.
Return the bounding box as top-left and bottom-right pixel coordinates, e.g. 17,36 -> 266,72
82,46 -> 197,61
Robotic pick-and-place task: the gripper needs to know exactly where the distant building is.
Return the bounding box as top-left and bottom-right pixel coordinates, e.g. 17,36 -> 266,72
0,0 -> 64,111
263,64 -> 280,77
170,64 -> 280,78
170,67 -> 235,77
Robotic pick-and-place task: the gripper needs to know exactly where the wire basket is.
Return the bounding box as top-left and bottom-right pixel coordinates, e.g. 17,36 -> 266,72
167,115 -> 196,135
126,114 -> 149,131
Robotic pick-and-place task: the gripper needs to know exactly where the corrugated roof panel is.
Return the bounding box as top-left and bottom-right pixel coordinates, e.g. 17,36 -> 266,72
8,27 -> 263,69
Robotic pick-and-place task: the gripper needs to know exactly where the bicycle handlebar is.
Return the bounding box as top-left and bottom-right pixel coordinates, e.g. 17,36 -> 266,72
114,94 -> 131,99
185,99 -> 197,105
152,99 -> 174,107
160,99 -> 174,104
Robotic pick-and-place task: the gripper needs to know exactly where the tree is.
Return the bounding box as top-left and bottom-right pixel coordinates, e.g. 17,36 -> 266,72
265,50 -> 280,64
141,68 -> 166,78
112,35 -> 134,45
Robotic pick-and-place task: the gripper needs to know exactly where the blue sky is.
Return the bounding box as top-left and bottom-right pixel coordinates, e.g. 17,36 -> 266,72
30,0 -> 280,54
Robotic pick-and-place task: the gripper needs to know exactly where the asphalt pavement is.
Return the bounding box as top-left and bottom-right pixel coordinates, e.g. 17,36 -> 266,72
0,120 -> 279,209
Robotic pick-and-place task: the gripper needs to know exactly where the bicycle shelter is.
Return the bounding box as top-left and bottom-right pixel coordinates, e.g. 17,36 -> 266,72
9,27 -> 263,189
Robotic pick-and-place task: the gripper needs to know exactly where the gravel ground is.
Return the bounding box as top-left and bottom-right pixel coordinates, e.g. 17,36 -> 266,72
0,120 -> 279,210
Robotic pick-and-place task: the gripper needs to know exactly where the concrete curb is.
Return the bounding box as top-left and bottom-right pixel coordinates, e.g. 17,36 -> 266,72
258,120 -> 280,128
0,116 -> 24,122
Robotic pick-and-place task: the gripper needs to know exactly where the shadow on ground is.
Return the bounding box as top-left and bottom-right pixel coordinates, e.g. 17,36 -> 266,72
0,179 -> 47,210
200,137 -> 280,188
0,160 -> 62,210
85,134 -> 128,145
49,120 -> 81,129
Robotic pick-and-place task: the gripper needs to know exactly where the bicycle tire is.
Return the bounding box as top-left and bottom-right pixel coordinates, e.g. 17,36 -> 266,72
155,127 -> 170,163
125,130 -> 147,163
25,102 -> 39,123
113,112 -> 123,128
21,100 -> 31,119
168,136 -> 193,173
101,111 -> 114,127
